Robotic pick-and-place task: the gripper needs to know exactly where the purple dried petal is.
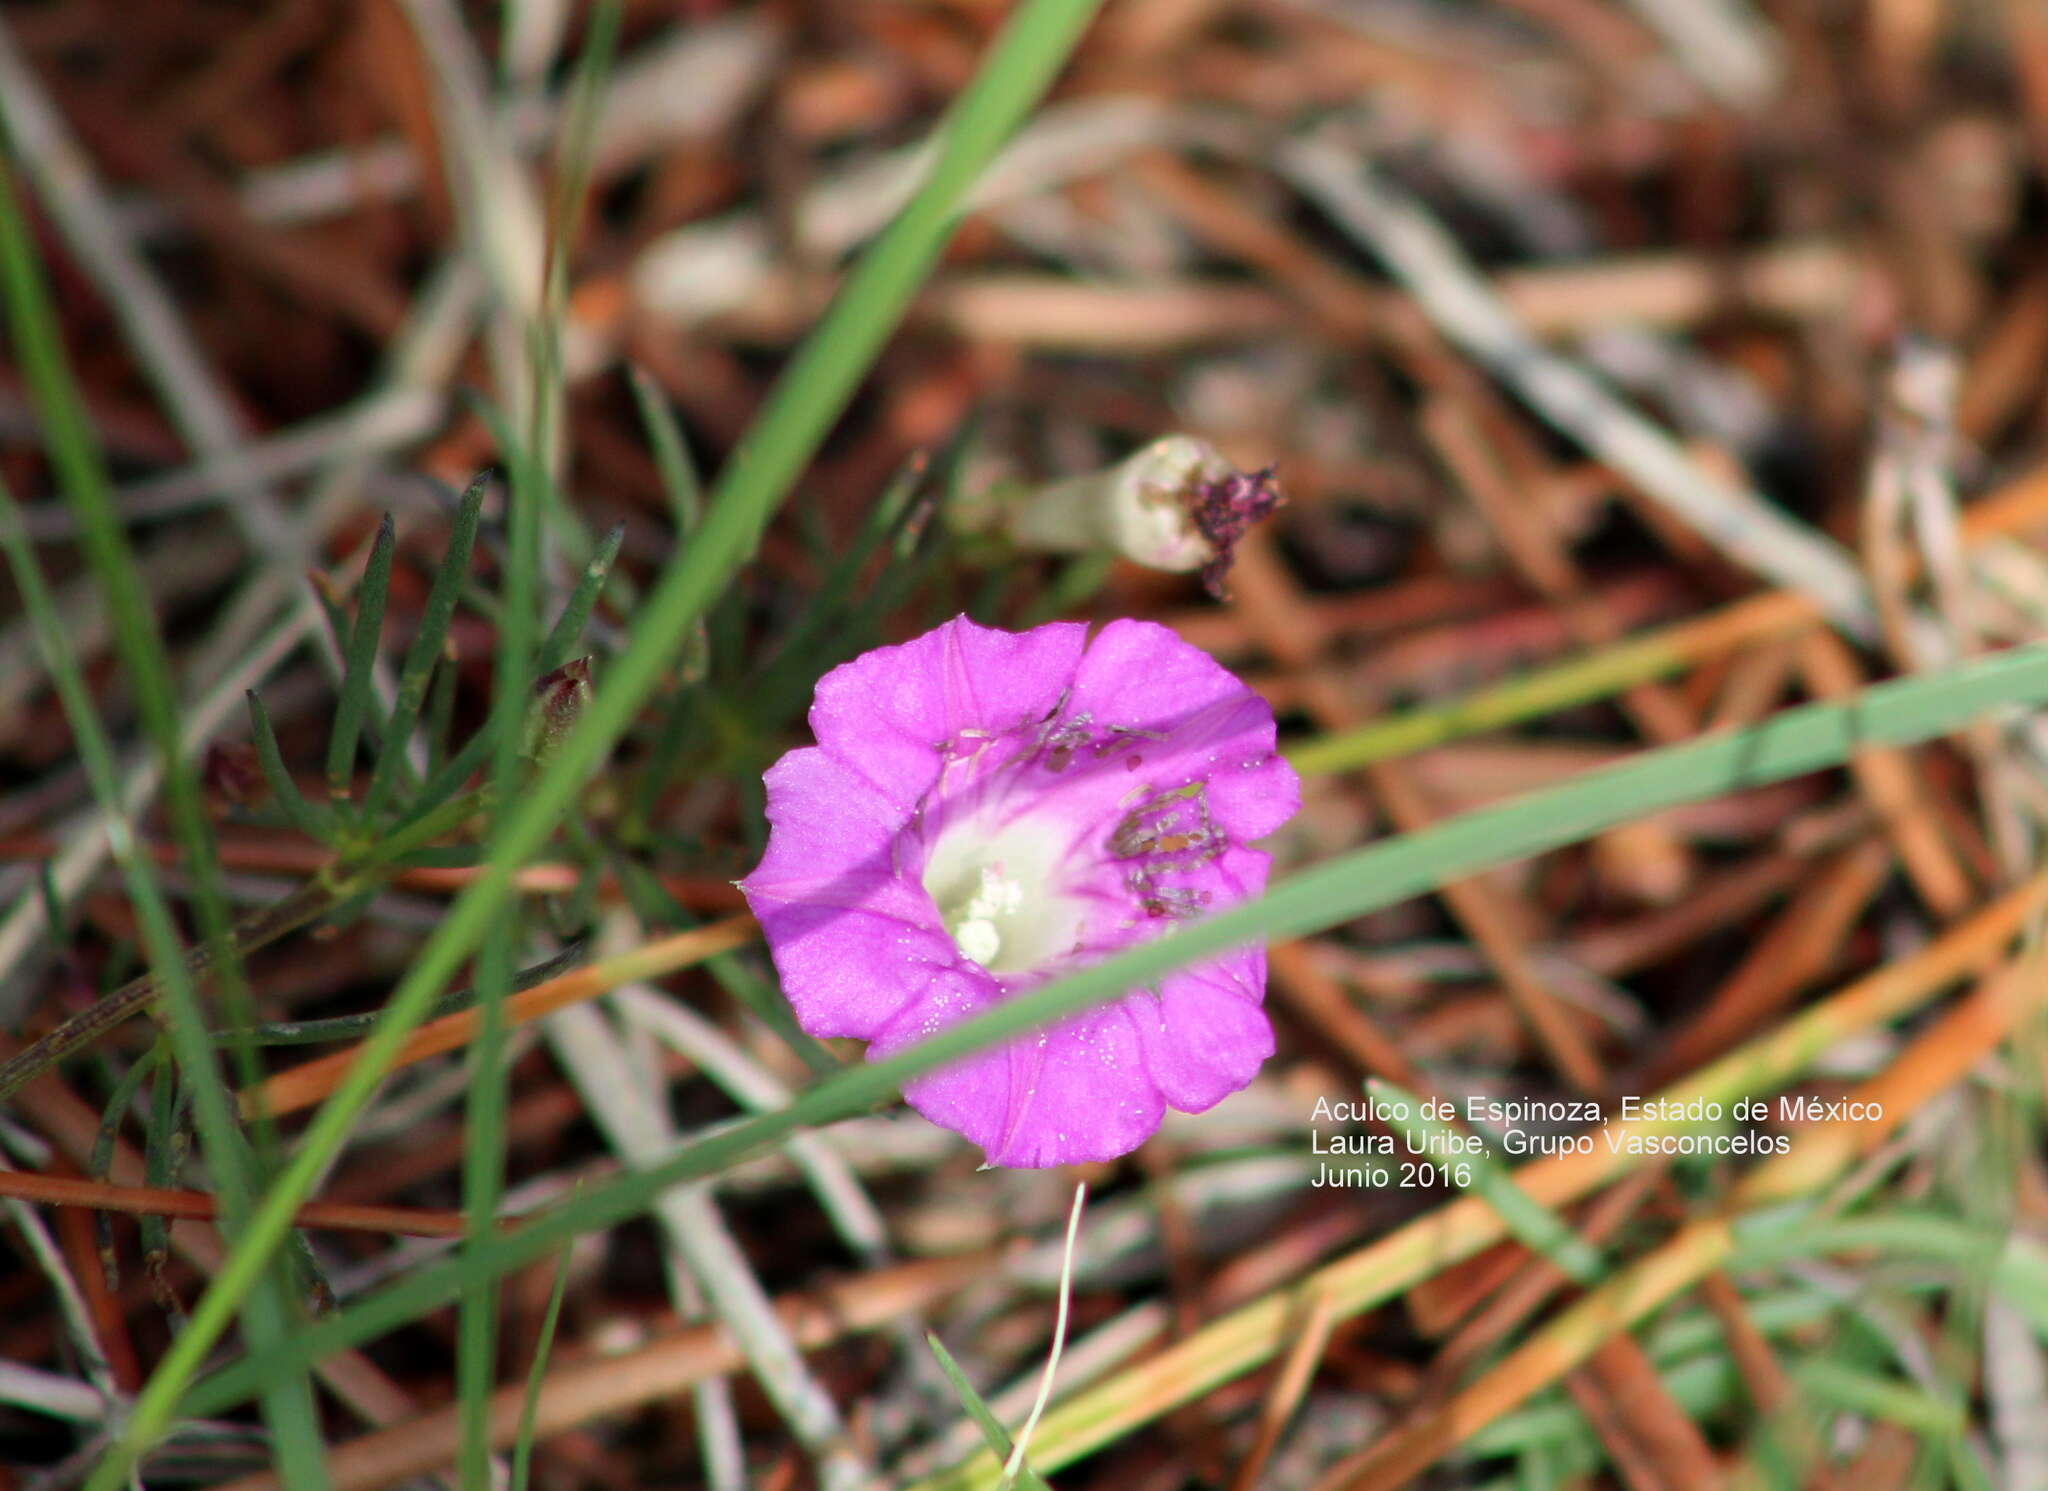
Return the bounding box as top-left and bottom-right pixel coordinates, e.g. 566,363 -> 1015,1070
739,614 -> 1301,1168
1190,466 -> 1284,599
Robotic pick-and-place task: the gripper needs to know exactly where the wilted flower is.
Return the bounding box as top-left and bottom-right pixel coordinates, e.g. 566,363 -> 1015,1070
1187,464 -> 1284,598
959,436 -> 1284,598
740,616 -> 1299,1167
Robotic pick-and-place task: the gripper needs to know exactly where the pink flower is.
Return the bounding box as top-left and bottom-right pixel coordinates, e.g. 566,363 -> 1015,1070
740,616 -> 1300,1167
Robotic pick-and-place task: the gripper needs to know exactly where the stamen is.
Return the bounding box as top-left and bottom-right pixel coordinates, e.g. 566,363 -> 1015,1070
1109,784 -> 1218,861
944,865 -> 1023,964
923,818 -> 1087,976
1037,712 -> 1094,772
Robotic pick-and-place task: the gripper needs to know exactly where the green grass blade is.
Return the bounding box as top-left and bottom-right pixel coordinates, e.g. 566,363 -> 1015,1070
627,363 -> 703,534
464,386 -> 590,570
511,1244 -> 576,1491
1792,1360 -> 1966,1436
397,719 -> 494,829
359,470 -> 489,822
140,1053 -> 180,1278
538,521 -> 624,670
36,862 -> 67,962
179,639 -> 2048,1412
425,639 -> 460,777
379,518 -> 619,831
460,407 -> 541,1491
91,1041 -> 162,1192
91,1040 -> 164,1293
246,690 -> 337,843
926,1334 -> 1055,1491
1285,616 -> 1763,777
326,513 -> 396,807
309,569 -> 355,662
460,3 -> 626,1470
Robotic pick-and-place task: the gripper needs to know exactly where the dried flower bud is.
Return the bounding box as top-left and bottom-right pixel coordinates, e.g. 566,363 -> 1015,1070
524,657 -> 592,765
205,741 -> 265,807
1189,464 -> 1283,599
972,436 -> 1283,597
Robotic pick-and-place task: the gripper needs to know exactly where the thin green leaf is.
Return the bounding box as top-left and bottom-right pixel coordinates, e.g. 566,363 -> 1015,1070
1287,620 -> 1750,777
510,1244 -> 576,1491
140,1054 -> 179,1286
538,522 -> 624,671
425,639 -> 460,778
463,386 -> 592,570
36,860 -> 65,961
284,1227 -> 335,1317
92,1041 -> 162,1192
308,570 -> 354,664
0,152 -> 330,1479
326,513 -> 396,805
1793,1360 -> 1967,1436
460,4 -> 628,1466
396,721 -> 495,831
246,691 -> 336,843
359,470 -> 489,822
925,1334 -> 1054,1491
459,443 -> 536,1491
627,363 -> 703,535
92,1041 -> 164,1292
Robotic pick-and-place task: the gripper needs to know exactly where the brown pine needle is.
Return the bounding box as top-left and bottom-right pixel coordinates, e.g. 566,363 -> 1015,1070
1227,1288 -> 1339,1491
0,1167 -> 472,1238
247,914 -> 757,1119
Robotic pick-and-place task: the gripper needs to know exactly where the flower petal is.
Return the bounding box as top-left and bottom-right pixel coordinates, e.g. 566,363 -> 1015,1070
809,616 -> 1089,810
1067,619 -> 1270,749
1204,753 -> 1301,843
884,1000 -> 1164,1167
1053,618 -> 1299,842
745,745 -> 913,897
1130,952 -> 1275,1112
749,896 -> 969,1040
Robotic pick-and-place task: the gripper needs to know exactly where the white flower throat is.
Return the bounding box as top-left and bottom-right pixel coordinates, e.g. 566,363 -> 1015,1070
922,814 -> 1088,977
943,865 -> 1022,968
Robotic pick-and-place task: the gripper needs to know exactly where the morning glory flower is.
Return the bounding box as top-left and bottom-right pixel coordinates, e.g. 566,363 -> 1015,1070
740,616 -> 1300,1167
